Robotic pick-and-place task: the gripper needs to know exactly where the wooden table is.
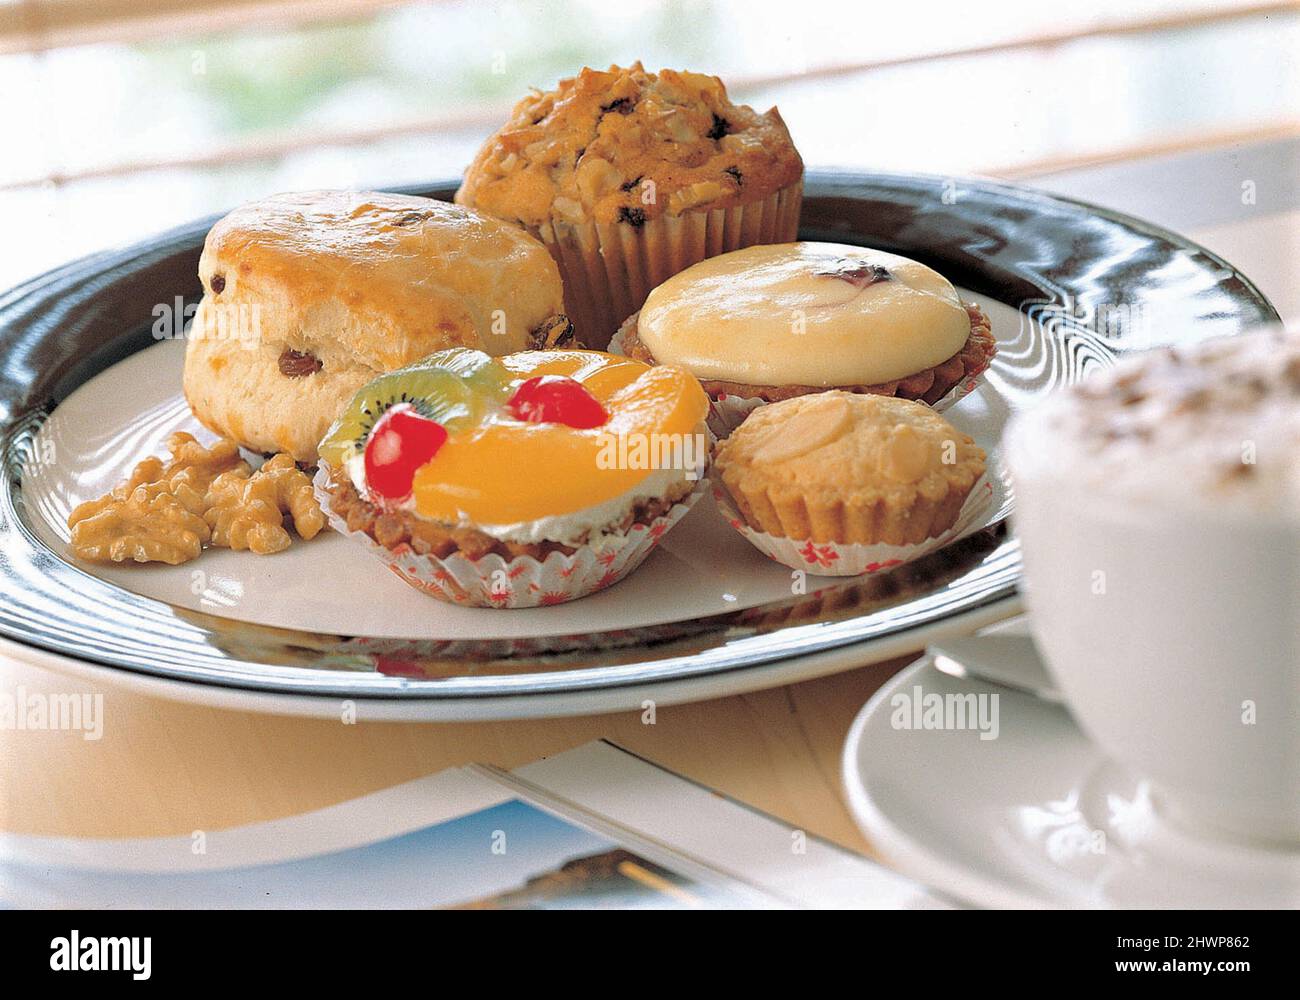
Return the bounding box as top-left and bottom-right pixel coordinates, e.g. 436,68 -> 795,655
4,137 -> 1296,868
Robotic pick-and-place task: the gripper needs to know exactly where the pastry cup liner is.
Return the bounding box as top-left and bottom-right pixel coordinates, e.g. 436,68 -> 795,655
610,315 -> 991,439
313,467 -> 708,608
704,368 -> 986,438
532,179 -> 802,349
713,475 -> 993,577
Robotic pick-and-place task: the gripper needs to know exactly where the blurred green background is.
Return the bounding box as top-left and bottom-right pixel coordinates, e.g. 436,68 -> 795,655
0,0 -> 1296,287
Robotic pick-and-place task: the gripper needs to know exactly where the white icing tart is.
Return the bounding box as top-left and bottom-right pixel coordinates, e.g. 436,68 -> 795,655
636,242 -> 972,386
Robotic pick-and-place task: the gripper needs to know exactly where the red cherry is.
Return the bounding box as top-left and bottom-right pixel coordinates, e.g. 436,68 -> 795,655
506,375 -> 608,429
364,403 -> 448,501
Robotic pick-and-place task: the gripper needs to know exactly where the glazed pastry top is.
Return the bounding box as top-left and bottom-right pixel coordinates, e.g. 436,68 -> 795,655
635,243 -> 973,386
197,189 -> 566,367
184,190 -> 569,463
455,63 -> 802,228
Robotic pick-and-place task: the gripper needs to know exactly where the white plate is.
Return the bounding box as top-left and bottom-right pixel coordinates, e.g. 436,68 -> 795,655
25,301 -> 1011,641
841,653 -> 1300,908
4,172 -> 1276,718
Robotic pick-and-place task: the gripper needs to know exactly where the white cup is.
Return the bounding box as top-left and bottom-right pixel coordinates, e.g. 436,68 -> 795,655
1004,411 -> 1300,845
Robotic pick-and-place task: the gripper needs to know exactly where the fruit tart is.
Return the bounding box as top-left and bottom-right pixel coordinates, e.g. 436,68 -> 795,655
314,347 -> 711,607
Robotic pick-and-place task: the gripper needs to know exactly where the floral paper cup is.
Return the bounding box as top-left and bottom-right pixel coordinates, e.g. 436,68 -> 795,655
714,476 -> 992,577
315,467 -> 708,608
710,392 -> 990,576
705,365 -> 988,439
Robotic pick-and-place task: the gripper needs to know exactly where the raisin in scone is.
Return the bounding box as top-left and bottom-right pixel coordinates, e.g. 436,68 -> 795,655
182,190 -> 572,463
455,63 -> 803,347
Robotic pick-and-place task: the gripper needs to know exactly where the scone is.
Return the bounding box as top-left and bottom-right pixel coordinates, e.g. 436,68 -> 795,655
183,190 -> 571,464
714,391 -> 986,546
456,63 -> 803,348
616,242 -> 995,434
314,347 -> 710,607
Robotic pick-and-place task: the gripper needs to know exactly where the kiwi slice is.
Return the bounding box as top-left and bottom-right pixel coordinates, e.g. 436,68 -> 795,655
318,348 -> 505,467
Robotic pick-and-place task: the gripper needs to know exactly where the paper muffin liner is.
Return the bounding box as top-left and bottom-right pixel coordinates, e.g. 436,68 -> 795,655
531,179 -> 802,349
313,468 -> 708,608
713,476 -> 993,576
705,367 -> 987,438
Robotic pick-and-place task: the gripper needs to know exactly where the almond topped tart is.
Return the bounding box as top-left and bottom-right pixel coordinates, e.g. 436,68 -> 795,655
315,347 -> 710,607
614,242 -> 996,436
713,391 -> 988,575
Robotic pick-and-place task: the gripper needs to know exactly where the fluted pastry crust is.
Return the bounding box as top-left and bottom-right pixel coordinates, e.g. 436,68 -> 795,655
715,392 -> 986,545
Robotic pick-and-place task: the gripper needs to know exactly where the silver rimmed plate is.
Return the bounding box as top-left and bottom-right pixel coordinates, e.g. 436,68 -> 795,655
0,172 -> 1279,719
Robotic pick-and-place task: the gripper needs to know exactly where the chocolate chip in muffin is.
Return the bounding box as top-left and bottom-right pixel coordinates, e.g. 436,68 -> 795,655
210,274 -> 225,294
600,97 -> 635,115
814,259 -> 893,288
707,113 -> 732,141
279,349 -> 322,377
620,175 -> 643,192
724,165 -> 743,185
618,206 -> 647,228
529,314 -> 578,350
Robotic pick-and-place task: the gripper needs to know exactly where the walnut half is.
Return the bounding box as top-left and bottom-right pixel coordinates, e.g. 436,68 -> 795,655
66,432 -> 323,564
205,454 -> 325,555
67,432 -> 245,564
69,481 -> 211,564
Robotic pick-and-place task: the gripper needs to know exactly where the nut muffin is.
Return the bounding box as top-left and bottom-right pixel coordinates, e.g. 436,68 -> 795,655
183,190 -> 572,464
456,63 -> 803,347
715,391 -> 986,546
616,242 -> 995,435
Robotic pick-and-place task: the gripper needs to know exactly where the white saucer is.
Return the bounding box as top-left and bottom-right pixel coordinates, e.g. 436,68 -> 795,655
842,655 -> 1300,908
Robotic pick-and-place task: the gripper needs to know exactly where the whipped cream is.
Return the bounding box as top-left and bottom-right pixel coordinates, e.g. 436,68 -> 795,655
469,460 -> 700,547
